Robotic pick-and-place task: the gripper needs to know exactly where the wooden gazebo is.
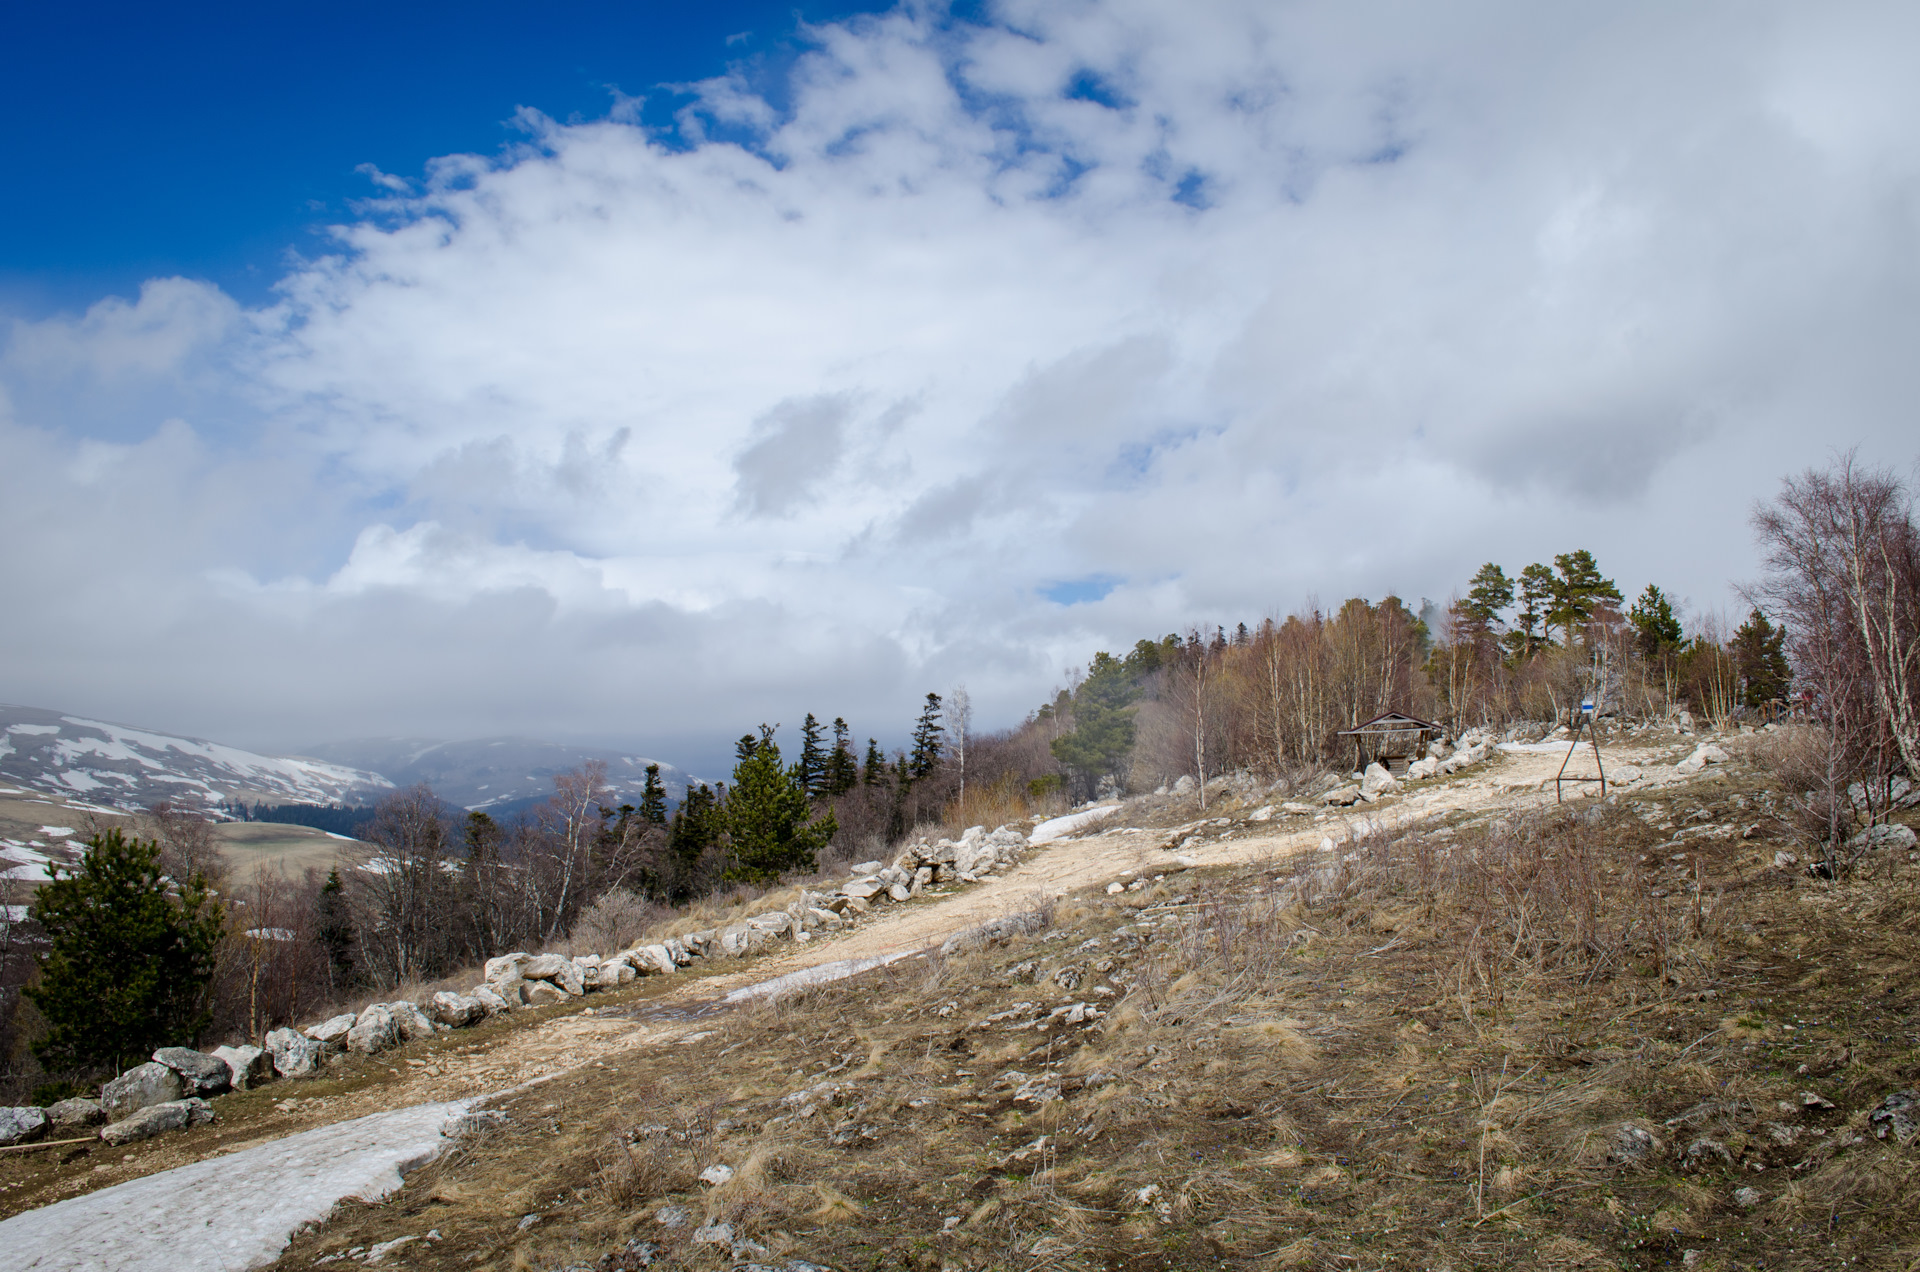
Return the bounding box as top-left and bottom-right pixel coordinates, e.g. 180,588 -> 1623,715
1336,712 -> 1446,777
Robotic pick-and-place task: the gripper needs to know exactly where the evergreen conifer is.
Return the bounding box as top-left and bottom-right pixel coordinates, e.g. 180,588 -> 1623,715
1731,609 -> 1791,707
862,738 -> 886,787
825,718 -> 858,795
25,829 -> 224,1075
908,692 -> 945,780
723,725 -> 837,883
316,866 -> 357,993
639,764 -> 669,824
797,713 -> 827,798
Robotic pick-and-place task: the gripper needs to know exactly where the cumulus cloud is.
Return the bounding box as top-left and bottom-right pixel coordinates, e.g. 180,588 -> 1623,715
2,0 -> 1918,771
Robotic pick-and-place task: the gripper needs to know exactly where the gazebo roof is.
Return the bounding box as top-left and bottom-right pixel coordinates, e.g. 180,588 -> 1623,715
1336,711 -> 1444,737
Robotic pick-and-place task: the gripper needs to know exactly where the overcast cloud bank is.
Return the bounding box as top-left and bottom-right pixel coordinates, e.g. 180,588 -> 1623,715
2,0 -> 1916,771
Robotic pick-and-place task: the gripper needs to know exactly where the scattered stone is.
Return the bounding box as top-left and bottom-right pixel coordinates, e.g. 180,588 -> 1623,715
0,1105 -> 50,1146
98,1097 -> 213,1146
305,1013 -> 358,1048
348,1004 -> 399,1055
1361,763 -> 1399,796
1773,850 -> 1799,869
101,1061 -> 185,1121
1607,1122 -> 1661,1166
700,1163 -> 735,1186
1323,785 -> 1361,807
265,1027 -> 326,1078
388,1001 -> 436,1044
211,1044 -> 273,1090
1172,776 -> 1196,796
1801,1090 -> 1836,1110
427,991 -> 486,1028
1675,744 -> 1731,775
654,1204 -> 691,1228
1734,1185 -> 1763,1209
45,1097 -> 104,1129
1870,1090 -> 1920,1144
1681,1137 -> 1733,1170
152,1046 -> 231,1097
1850,823 -> 1918,852
1105,882 -> 1125,894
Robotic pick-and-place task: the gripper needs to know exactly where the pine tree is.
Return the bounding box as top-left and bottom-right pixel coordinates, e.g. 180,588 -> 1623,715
25,829 -> 225,1075
1506,563 -> 1558,657
1462,563 -> 1514,629
1548,550 -> 1623,645
862,738 -> 887,787
908,692 -> 946,780
1731,609 -> 1791,707
1628,585 -> 1683,661
316,866 -> 357,993
1051,650 -> 1140,778
797,713 -> 827,798
734,733 -> 760,764
668,784 -> 719,868
639,763 -> 669,825
824,718 -> 858,795
723,725 -> 837,884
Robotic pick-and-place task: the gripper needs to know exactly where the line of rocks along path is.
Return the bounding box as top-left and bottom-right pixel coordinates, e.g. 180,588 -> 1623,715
2,734 -> 1704,1268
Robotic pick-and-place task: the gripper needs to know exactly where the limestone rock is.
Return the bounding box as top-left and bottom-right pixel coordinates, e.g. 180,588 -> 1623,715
1608,1123 -> 1661,1166
634,943 -> 677,975
98,1097 -> 214,1146
264,1027 -> 326,1078
211,1044 -> 273,1090
0,1105 -> 49,1146
1172,775 -> 1196,795
153,1047 -> 232,1097
1361,763 -> 1398,796
428,991 -> 486,1027
1870,1090 -> 1920,1144
101,1061 -> 185,1121
305,1013 -> 358,1049
523,952 -> 573,980
526,980 -> 568,1005
46,1097 -> 105,1129
1850,823 -> 1918,852
348,1004 -> 399,1055
485,952 -> 532,980
746,911 -> 793,935
840,879 -> 886,901
470,984 -> 511,1013
662,937 -> 693,965
1675,744 -> 1731,775
1323,785 -> 1361,807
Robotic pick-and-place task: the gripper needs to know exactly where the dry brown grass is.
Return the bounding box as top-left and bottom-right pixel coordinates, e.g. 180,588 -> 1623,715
250,766 -> 1920,1271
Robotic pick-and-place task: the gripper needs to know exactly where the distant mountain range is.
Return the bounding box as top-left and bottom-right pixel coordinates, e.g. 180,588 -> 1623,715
0,704 -> 696,816
295,737 -> 697,814
0,704 -> 391,811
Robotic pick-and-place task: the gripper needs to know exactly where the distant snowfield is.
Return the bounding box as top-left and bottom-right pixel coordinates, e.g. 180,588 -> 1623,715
0,704 -> 392,810
0,1100 -> 474,1272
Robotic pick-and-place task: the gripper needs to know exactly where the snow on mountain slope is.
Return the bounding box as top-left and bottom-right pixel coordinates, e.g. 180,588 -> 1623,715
0,705 -> 393,811
296,736 -> 698,812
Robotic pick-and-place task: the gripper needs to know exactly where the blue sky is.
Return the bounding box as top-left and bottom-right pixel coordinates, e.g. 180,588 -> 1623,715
0,1 -> 890,313
2,2 -> 1917,775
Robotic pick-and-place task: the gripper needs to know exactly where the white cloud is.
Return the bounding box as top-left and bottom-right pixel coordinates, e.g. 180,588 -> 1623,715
2,0 -> 1918,771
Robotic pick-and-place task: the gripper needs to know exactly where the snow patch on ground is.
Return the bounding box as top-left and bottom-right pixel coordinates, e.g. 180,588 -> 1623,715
0,1100 -> 474,1272
1029,804 -> 1121,844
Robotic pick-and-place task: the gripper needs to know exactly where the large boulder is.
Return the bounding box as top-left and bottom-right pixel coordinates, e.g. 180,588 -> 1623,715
1361,763 -> 1399,797
264,1027 -> 325,1078
745,911 -> 793,936
526,980 -> 569,1005
46,1097 -> 105,1129
470,984 -> 511,1014
153,1047 -> 231,1097
98,1097 -> 214,1147
428,991 -> 486,1027
1676,743 -> 1731,775
305,1013 -> 357,1050
211,1044 -> 273,1091
1851,823 -> 1919,853
840,879 -> 887,901
485,952 -> 532,980
101,1061 -> 184,1121
388,1000 -> 437,1043
633,944 -> 677,976
522,953 -> 573,980
0,1106 -> 49,1146
347,1004 -> 398,1055
662,937 -> 693,966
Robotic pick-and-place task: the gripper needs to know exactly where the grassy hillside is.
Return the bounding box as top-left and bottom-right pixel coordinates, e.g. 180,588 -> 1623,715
241,757 -> 1919,1272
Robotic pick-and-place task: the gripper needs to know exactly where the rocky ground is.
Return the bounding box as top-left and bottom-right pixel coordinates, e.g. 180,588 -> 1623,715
7,724 -> 1918,1271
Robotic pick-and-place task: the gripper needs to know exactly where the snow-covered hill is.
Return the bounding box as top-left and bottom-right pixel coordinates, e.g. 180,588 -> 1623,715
0,705 -> 393,811
295,737 -> 698,813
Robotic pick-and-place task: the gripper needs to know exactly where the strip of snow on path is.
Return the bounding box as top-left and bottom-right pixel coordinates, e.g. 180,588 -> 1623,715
0,1100 -> 473,1272
1028,804 -> 1121,844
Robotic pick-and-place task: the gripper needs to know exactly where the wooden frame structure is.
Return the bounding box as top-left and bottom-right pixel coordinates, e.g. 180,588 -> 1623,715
1555,702 -> 1607,803
1336,712 -> 1446,776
